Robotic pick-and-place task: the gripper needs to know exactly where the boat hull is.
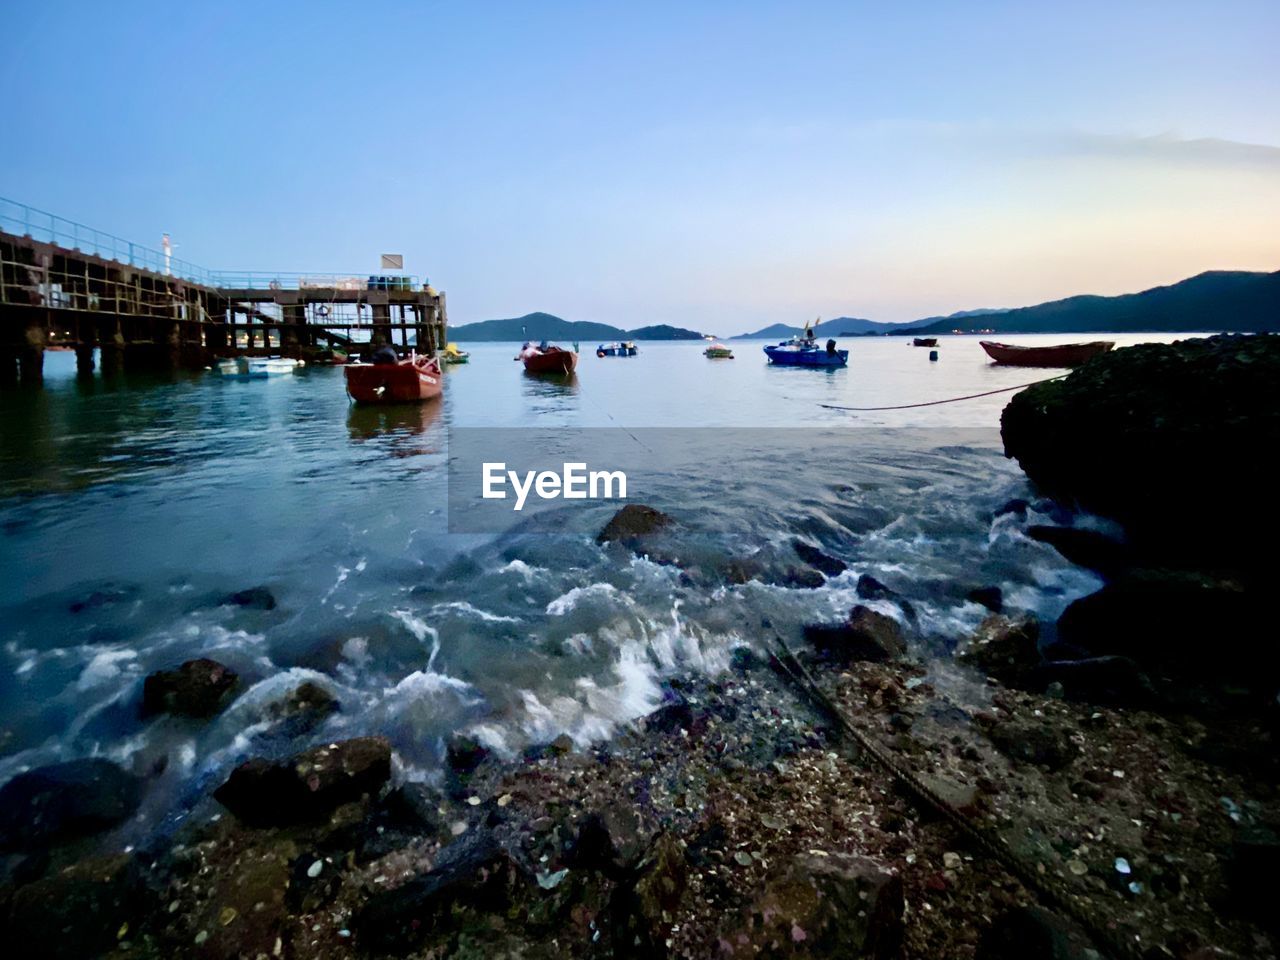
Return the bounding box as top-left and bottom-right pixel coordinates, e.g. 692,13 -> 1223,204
913,338 -> 938,347
704,349 -> 734,359
522,349 -> 579,374
980,340 -> 1115,367
763,346 -> 849,367
345,356 -> 443,403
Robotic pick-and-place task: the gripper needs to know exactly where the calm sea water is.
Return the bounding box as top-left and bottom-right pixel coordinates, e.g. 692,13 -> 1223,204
0,333 -> 1197,830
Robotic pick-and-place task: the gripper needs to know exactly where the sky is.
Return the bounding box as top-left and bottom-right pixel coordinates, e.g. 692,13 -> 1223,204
1,1 -> 1277,334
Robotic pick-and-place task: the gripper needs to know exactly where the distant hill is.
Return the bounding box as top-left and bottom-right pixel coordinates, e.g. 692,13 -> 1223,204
628,324 -> 704,340
449,312 -> 623,342
450,312 -> 708,342
904,271 -> 1280,335
733,317 -> 909,339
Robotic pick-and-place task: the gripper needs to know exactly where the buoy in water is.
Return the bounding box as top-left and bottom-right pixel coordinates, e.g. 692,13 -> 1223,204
929,350 -> 939,361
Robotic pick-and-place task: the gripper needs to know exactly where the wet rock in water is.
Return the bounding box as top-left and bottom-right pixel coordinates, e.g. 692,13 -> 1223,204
721,852 -> 903,959
265,680 -> 339,734
779,566 -> 826,590
565,804 -> 650,877
0,758 -> 143,851
792,540 -> 847,577
597,504 -> 675,545
855,574 -> 918,623
213,736 -> 391,827
805,605 -> 906,664
976,904 -> 1101,960
324,784 -> 451,863
221,585 -> 276,609
966,586 -> 1004,612
1001,334 -> 1280,574
1025,656 -> 1154,706
957,614 -> 1040,684
983,718 -> 1079,771
5,853 -> 148,960
142,657 -> 240,718
1056,569 -> 1265,679
355,828 -> 528,953
1027,525 -> 1134,579
994,498 -> 1030,520
67,582 -> 139,614
445,733 -> 489,775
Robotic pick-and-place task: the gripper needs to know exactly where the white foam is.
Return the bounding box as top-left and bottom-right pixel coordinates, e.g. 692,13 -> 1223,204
429,601 -> 521,624
545,583 -> 623,616
499,559 -> 540,582
75,648 -> 138,692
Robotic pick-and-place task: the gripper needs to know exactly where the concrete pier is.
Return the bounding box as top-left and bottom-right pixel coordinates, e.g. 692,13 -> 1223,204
1,198 -> 449,385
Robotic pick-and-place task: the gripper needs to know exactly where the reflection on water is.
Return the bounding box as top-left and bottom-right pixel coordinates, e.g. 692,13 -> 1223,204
521,370 -> 579,394
346,399 -> 444,442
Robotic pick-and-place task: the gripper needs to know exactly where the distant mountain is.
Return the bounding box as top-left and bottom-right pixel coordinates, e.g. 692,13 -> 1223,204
628,324 -> 704,340
450,312 -> 624,342
733,317 -> 910,339
903,271 -> 1280,335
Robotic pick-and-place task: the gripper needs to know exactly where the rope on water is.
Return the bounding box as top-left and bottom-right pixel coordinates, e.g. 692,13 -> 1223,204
819,375 -> 1067,412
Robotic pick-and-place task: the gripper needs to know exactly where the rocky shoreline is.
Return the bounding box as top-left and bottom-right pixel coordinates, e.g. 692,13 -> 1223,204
2,334 -> 1277,959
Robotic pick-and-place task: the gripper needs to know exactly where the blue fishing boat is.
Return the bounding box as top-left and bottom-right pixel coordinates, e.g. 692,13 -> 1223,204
763,319 -> 848,368
596,341 -> 638,357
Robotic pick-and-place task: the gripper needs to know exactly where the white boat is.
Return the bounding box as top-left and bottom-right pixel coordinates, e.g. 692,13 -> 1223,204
215,357 -> 304,379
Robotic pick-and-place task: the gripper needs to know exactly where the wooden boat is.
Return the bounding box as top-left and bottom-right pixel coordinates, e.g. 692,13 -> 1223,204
442,342 -> 470,364
913,337 -> 938,347
596,341 -> 638,357
980,340 -> 1115,367
344,353 -> 443,403
517,342 -> 578,374
703,342 -> 734,359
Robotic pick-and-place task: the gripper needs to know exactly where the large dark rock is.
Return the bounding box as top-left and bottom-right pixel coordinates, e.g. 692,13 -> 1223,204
445,733 -> 489,774
720,852 -> 903,959
1025,656 -> 1155,706
1001,334 -> 1280,576
1027,525 -> 1134,578
977,905 -> 1100,960
213,736 -> 391,827
5,853 -> 149,960
804,605 -> 906,664
1055,569 -> 1265,679
354,829 -> 528,953
565,804 -> 650,878
957,614 -> 1040,684
612,833 -> 690,954
221,585 -> 276,609
966,586 -> 1004,612
142,657 -> 239,718
1228,823 -> 1280,933
856,574 -> 918,624
597,504 -> 674,545
0,758 -> 143,851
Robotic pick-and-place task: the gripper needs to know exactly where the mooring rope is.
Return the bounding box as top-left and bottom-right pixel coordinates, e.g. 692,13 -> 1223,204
768,633 -> 1139,960
819,375 -> 1067,412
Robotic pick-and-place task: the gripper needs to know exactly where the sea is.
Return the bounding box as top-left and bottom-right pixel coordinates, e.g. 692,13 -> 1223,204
0,332 -> 1198,835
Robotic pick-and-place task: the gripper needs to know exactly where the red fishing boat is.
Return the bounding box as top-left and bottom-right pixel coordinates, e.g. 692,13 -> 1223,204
344,353 -> 443,403
980,340 -> 1115,367
517,342 -> 578,374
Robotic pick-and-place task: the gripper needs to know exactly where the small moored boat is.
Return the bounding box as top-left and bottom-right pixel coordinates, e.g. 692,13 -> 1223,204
517,341 -> 578,375
980,340 -> 1115,367
913,337 -> 938,347
703,342 -> 734,359
216,357 -> 304,379
596,341 -> 638,357
763,319 -> 848,368
442,342 -> 470,364
344,352 -> 443,403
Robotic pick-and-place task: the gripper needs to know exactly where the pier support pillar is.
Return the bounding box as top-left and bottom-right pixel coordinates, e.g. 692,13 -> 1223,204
0,348 -> 17,388
18,323 -> 46,385
372,303 -> 392,349
100,332 -> 125,378
76,344 -> 96,376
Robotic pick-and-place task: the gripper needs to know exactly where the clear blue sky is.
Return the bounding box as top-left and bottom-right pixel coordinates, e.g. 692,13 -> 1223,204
2,1 -> 1277,333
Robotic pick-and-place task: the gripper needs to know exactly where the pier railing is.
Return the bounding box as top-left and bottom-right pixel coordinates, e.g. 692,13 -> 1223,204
0,197 -> 421,292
